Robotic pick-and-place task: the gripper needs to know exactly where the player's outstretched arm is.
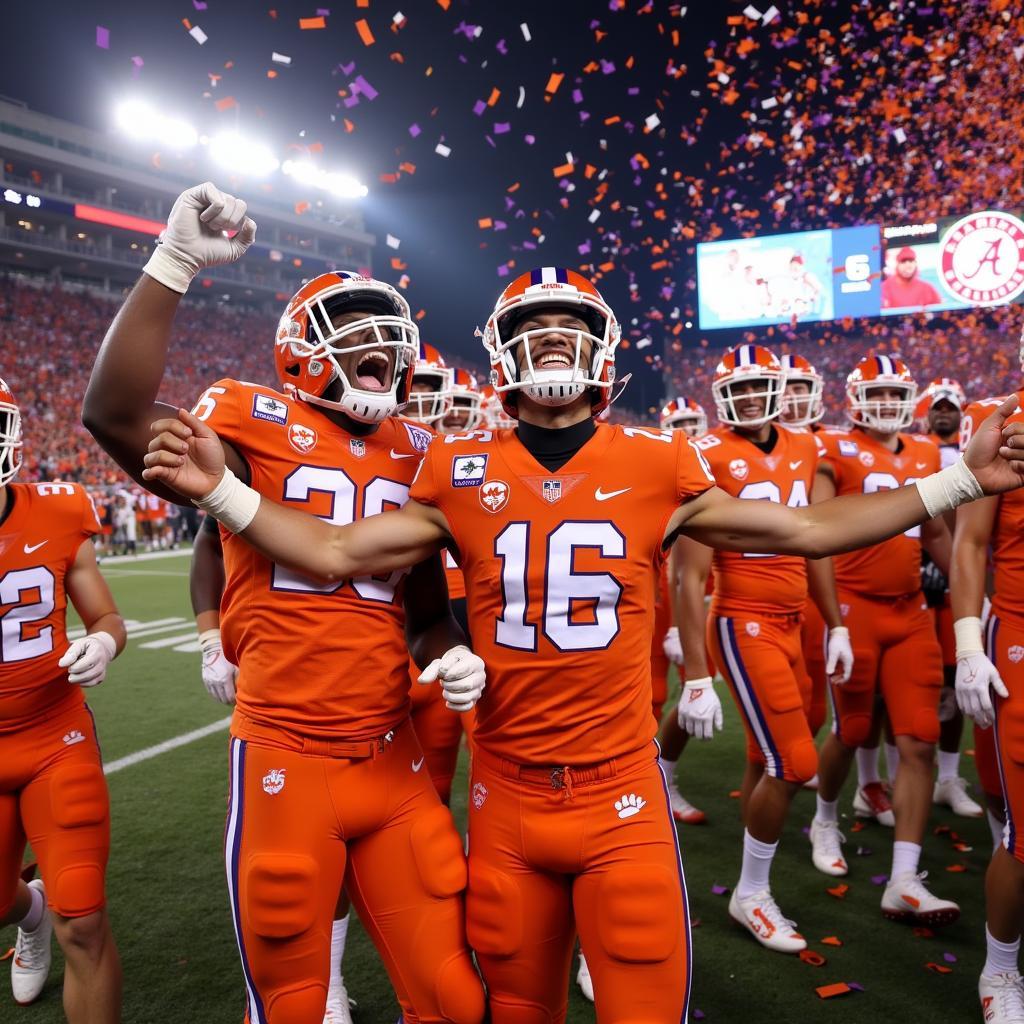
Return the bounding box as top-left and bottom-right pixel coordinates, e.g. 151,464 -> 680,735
82,182 -> 256,501
144,408 -> 450,580
676,396 -> 1024,558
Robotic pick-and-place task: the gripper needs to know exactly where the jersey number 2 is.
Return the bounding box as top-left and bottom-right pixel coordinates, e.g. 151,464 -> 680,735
0,567 -> 56,663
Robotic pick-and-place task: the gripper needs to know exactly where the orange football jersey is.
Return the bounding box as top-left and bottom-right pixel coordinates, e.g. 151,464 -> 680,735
818,427 -> 940,597
696,425 -> 818,615
962,394 -> 1024,628
444,549 -> 466,601
410,423 -> 715,763
0,481 -> 99,732
197,378 -> 434,740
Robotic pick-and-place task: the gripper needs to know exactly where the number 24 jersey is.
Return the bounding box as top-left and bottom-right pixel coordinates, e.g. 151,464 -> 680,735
410,424 -> 714,764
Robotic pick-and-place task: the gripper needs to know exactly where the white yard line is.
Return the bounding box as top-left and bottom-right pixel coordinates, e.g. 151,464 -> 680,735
98,548 -> 193,566
102,570 -> 190,579
103,716 -> 233,776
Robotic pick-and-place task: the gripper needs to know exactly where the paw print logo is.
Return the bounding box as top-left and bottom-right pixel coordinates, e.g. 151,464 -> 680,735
614,793 -> 646,820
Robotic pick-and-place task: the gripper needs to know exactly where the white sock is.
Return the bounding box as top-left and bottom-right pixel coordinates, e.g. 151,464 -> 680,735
659,757 -> 677,785
17,884 -> 44,933
988,810 -> 1007,853
737,829 -> 778,899
937,749 -> 960,783
884,742 -> 901,782
855,746 -> 880,788
891,840 -> 921,879
984,926 -> 1021,977
327,913 -> 349,997
815,796 -> 839,824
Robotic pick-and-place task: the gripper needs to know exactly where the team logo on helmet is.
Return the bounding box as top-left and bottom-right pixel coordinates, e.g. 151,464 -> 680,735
479,480 -> 510,514
288,423 -> 318,454
729,458 -> 749,480
262,769 -> 286,795
939,211 -> 1024,307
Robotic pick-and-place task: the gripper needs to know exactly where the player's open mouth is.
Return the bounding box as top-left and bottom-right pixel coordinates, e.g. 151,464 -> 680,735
535,351 -> 574,369
355,350 -> 391,391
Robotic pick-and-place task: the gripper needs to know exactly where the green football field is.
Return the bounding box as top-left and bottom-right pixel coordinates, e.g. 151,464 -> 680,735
0,550 -> 995,1023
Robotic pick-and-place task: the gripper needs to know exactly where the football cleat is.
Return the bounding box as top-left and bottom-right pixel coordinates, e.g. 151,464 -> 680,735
979,971 -> 1024,1023
576,952 -> 594,1003
934,776 -> 984,818
728,888 -> 807,954
322,980 -> 355,1024
853,782 -> 895,827
11,879 -> 52,1005
881,871 -> 960,927
809,818 -> 848,877
667,782 -> 707,825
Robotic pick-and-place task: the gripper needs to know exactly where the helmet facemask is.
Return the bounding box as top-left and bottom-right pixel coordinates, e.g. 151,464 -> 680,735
848,382 -> 917,433
780,374 -> 824,427
663,411 -> 708,437
0,394 -> 22,487
404,364 -> 455,425
712,373 -> 784,428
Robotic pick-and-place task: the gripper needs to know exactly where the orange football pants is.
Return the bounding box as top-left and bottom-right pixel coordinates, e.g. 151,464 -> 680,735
974,721 -> 1001,801
829,590 -> 942,747
987,616 -> 1024,862
800,599 -> 829,736
932,600 -> 956,668
466,741 -> 690,1023
226,719 -> 484,1024
0,699 -> 110,919
708,612 -> 818,783
410,671 -> 471,805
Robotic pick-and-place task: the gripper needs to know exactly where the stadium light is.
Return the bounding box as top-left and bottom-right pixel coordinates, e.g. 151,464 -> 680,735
282,159 -> 368,199
115,100 -> 198,150
209,132 -> 280,177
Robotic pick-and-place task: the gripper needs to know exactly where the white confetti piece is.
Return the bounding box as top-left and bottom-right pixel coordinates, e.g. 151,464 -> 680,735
272,52 -> 291,65
520,22 -> 531,41
435,142 -> 451,157
189,25 -> 208,45
386,234 -> 400,249
645,113 -> 661,130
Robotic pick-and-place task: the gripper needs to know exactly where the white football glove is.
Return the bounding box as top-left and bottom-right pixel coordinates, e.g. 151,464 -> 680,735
143,182 -> 257,294
825,626 -> 853,684
59,631 -> 117,687
418,645 -> 486,712
676,676 -> 723,740
954,615 -> 1008,729
662,626 -> 684,665
199,628 -> 237,705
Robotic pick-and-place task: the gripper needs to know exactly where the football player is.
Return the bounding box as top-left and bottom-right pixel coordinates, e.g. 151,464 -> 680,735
809,355 -> 961,925
442,369 -> 485,434
673,345 -> 852,953
140,213 -> 1024,1018
953,381 -> 1024,1022
404,343 -> 455,427
83,184 -> 486,1024
0,377 -> 126,1021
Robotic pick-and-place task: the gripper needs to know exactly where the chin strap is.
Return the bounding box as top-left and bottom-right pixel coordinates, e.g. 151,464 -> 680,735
605,373 -> 632,408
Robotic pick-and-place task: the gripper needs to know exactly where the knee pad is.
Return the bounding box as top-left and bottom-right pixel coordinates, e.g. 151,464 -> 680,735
837,713 -> 872,747
51,865 -> 105,917
49,764 -> 108,829
786,737 -> 819,783
436,952 -> 487,1024
410,805 -> 467,899
596,864 -> 680,963
466,862 -> 521,957
911,707 -> 940,744
244,853 -> 318,939
265,983 -> 326,1024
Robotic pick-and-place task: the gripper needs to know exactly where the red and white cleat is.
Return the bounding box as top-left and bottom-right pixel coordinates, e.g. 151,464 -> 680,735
853,781 -> 895,827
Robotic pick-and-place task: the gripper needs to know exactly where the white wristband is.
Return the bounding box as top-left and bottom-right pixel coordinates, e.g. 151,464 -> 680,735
89,630 -> 119,662
142,245 -> 197,295
683,676 -> 713,690
954,616 -> 985,658
828,626 -> 849,638
198,628 -> 222,655
915,459 -> 983,518
193,468 -> 261,534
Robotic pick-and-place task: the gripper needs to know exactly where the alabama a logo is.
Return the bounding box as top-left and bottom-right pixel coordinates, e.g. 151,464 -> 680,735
262,769 -> 286,795
939,211 -> 1024,307
479,480 -> 510,514
288,423 -> 318,454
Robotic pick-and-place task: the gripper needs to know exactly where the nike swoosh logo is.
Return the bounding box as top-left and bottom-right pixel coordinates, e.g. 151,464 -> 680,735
916,462 -> 927,469
789,461 -> 802,470
390,450 -> 415,460
23,541 -> 47,554
595,487 -> 631,501
412,757 -> 425,772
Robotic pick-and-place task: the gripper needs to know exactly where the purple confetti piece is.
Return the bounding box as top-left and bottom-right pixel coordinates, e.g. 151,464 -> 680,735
522,240 -> 536,250
601,59 -> 615,74
523,134 -> 535,145
493,220 -> 507,231
578,241 -> 591,255
870,874 -> 889,886
848,982 -> 865,992
96,25 -> 110,48
943,953 -> 957,963
472,100 -> 486,116
352,75 -> 377,100
317,8 -> 330,15
497,264 -> 510,277
711,884 -> 730,896
484,135 -> 496,149
408,124 -> 421,138
193,0 -> 207,8
627,86 -> 640,96
494,122 -> 510,134
572,88 -> 583,104
342,95 -> 360,109
496,39 -> 507,55
693,1013 -> 706,1022
340,61 -> 356,76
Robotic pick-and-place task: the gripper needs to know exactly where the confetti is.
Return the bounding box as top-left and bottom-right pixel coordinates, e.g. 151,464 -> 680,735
96,26 -> 110,49
799,950 -> 826,967
386,234 -> 400,249
925,963 -> 953,975
188,25 -> 208,45
272,52 -> 292,65
299,15 -> 326,29
821,936 -> 843,946
711,884 -> 730,896
815,983 -> 851,1000
520,22 -> 531,41
355,19 -> 375,45
435,142 -> 451,157
827,883 -> 849,899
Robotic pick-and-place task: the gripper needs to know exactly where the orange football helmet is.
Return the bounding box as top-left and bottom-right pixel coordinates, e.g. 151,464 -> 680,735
914,376 -> 966,420
659,396 -> 708,437
711,344 -> 784,427
846,354 -> 917,432
441,368 -> 483,433
274,272 -> 419,424
0,377 -> 22,486
481,266 -> 621,418
779,353 -> 824,427
404,342 -> 454,425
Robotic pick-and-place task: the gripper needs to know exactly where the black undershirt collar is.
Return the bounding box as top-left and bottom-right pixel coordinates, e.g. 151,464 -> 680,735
746,424 -> 778,455
515,417 -> 597,473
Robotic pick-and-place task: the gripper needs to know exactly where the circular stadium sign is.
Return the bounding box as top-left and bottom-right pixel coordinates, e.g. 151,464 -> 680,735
938,210 -> 1024,306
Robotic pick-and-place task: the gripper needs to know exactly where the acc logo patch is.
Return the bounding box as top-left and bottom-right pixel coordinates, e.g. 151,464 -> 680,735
262,769 -> 286,795
404,422 -> 432,454
838,440 -> 859,457
252,394 -> 288,425
452,454 -> 488,488
745,621 -> 760,637
472,782 -> 488,809
288,423 -> 318,454
1009,646 -> 1024,664
479,480 -> 510,514
729,458 -> 749,481
858,450 -> 875,467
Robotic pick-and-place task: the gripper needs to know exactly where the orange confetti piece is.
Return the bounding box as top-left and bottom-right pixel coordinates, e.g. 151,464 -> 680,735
728,789 -> 741,798
478,218 -> 493,229
356,0 -> 369,6
913,927 -> 936,939
821,936 -> 843,947
355,19 -> 375,45
0,947 -> 12,962
299,15 -> 326,29
342,119 -> 355,133
294,201 -> 310,215
926,962 -> 953,974
799,950 -> 826,967
506,182 -> 520,193
816,983 -> 851,1000
214,96 -> 237,111
827,883 -> 849,900
267,69 -> 278,78
946,863 -> 967,872
415,309 -> 426,321
552,162 -> 575,178
436,0 -> 450,7
398,162 -> 416,174
391,257 -> 407,271
487,87 -> 501,106
545,72 -> 564,95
